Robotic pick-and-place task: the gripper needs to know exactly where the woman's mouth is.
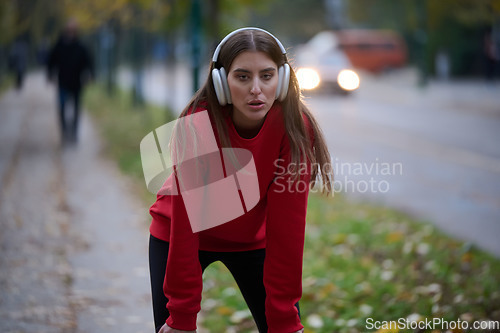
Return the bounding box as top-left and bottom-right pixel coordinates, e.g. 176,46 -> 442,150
248,100 -> 265,110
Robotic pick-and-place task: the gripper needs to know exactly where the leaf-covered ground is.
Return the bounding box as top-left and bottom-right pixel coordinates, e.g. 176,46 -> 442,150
200,194 -> 500,333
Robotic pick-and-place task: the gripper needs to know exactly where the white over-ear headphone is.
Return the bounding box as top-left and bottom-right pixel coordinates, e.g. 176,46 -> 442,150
211,27 -> 291,106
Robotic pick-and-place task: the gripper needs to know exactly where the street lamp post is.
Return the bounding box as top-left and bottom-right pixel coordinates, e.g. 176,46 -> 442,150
190,0 -> 202,93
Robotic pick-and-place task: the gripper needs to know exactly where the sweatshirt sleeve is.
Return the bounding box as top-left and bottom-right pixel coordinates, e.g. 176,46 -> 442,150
264,135 -> 311,333
163,190 -> 203,330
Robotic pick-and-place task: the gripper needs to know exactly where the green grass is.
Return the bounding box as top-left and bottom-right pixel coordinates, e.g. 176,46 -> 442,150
84,83 -> 500,333
0,74 -> 14,95
299,196 -> 500,332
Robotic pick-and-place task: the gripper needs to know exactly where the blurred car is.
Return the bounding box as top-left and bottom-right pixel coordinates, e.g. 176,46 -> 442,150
336,29 -> 407,73
293,31 -> 360,95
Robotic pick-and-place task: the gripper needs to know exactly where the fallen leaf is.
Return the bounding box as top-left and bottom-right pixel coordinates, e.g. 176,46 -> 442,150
216,306 -> 233,316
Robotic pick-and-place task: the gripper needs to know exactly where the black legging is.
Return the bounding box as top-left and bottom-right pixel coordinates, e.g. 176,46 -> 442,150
57,86 -> 81,142
148,235 -> 299,333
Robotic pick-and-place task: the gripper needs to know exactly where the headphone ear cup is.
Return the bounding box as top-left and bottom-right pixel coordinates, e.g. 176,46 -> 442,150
219,67 -> 232,104
278,63 -> 290,101
275,66 -> 284,100
212,68 -> 227,106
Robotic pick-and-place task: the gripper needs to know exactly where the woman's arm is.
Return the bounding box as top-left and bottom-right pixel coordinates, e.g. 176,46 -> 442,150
264,135 -> 311,333
162,192 -> 203,331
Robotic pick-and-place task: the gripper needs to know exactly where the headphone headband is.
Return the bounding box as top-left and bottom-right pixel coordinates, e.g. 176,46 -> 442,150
212,27 -> 287,63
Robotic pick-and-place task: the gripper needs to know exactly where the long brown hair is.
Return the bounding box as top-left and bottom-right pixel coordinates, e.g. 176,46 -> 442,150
179,29 -> 333,194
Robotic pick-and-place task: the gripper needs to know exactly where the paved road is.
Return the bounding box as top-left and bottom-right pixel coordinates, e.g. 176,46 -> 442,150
306,70 -> 500,256
120,64 -> 500,257
0,73 -> 154,332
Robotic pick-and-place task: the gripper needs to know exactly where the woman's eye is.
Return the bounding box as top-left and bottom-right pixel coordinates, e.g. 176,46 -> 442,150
262,73 -> 273,80
237,75 -> 249,81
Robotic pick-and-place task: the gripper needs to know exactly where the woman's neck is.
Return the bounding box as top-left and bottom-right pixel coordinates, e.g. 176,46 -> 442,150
231,112 -> 266,139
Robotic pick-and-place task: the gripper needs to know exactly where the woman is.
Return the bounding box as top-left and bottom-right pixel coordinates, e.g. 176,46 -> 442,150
149,27 -> 332,333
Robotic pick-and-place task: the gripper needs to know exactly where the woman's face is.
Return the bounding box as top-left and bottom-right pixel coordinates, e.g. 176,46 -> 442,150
227,51 -> 279,133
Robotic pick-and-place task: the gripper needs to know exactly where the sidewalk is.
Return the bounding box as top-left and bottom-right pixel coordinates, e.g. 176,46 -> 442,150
0,72 -> 154,332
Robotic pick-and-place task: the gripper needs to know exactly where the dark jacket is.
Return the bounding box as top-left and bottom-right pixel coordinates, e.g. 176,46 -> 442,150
47,36 -> 93,91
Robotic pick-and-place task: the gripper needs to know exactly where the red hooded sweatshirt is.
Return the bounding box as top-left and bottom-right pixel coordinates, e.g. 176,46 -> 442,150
149,103 -> 311,332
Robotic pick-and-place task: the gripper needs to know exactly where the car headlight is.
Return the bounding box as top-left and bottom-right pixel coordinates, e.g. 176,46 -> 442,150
296,68 -> 321,90
337,69 -> 360,91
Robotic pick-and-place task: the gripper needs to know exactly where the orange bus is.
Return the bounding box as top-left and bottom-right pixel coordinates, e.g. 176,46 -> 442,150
335,29 -> 408,73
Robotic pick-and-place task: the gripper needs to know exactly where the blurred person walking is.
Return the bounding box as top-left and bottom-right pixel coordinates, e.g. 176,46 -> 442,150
484,28 -> 499,80
8,38 -> 28,90
47,19 -> 94,144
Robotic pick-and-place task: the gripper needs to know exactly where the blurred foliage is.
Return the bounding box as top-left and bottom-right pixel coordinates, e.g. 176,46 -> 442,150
0,0 -> 60,44
61,0 -> 170,32
0,0 -> 19,44
0,0 -> 271,46
0,0 -> 274,93
247,0 -> 330,44
0,0 -> 171,46
347,0 -> 500,32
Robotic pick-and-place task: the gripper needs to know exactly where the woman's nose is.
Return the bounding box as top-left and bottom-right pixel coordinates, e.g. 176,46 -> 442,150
250,78 -> 262,95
